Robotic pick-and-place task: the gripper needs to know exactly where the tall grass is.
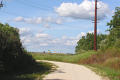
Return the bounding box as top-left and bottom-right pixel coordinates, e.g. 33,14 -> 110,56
79,48 -> 120,80
80,48 -> 120,70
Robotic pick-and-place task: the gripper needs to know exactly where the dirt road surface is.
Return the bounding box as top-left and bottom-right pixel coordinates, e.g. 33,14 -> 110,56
37,60 -> 108,80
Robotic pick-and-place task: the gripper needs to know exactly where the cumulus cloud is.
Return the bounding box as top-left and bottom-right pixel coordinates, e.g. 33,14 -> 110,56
43,23 -> 51,28
55,0 -> 110,20
14,16 -> 24,22
19,27 -> 81,47
36,33 -> 49,38
19,28 -> 101,48
19,28 -> 31,36
14,17 -> 43,24
13,16 -> 64,27
65,40 -> 78,46
19,28 -> 99,53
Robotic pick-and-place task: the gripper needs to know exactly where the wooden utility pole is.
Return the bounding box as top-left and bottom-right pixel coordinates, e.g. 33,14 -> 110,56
94,0 -> 97,51
0,0 -> 3,8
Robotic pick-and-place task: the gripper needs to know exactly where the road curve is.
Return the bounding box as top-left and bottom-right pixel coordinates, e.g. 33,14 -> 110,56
37,60 -> 108,80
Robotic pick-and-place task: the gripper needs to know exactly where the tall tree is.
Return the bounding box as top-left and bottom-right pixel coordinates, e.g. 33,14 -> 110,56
107,7 -> 120,30
75,33 -> 106,53
100,7 -> 120,50
0,23 -> 35,73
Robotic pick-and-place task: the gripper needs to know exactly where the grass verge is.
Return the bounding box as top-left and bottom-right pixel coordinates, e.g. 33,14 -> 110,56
86,64 -> 120,80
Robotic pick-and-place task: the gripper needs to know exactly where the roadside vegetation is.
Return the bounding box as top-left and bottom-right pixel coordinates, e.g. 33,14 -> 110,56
0,23 -> 53,80
0,62 -> 52,80
76,7 -> 120,80
30,49 -> 120,80
30,7 -> 120,80
30,51 -> 97,63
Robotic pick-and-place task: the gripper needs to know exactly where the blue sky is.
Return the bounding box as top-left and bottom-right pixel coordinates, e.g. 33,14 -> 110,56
0,0 -> 120,53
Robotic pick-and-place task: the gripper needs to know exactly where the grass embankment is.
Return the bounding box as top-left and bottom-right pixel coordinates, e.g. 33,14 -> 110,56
87,64 -> 120,80
30,49 -> 120,80
0,62 -> 52,80
80,48 -> 120,80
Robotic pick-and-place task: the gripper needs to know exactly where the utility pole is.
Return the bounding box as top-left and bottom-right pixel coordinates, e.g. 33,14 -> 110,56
94,0 -> 97,51
0,0 -> 3,8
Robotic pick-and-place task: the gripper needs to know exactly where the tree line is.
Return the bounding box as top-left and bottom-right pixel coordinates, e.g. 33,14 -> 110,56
75,7 -> 120,53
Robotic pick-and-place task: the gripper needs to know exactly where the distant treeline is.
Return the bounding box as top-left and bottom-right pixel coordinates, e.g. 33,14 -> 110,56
0,23 -> 35,73
75,7 -> 120,53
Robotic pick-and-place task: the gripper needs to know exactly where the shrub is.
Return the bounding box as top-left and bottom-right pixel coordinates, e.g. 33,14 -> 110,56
79,48 -> 120,70
0,23 -> 35,73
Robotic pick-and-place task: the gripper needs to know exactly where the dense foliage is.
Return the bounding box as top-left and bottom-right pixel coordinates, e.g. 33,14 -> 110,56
74,7 -> 120,79
0,23 -> 35,73
101,7 -> 120,50
75,33 -> 106,53
76,7 -> 120,53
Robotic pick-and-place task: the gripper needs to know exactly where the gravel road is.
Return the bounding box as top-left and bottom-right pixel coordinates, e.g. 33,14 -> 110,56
37,60 -> 108,80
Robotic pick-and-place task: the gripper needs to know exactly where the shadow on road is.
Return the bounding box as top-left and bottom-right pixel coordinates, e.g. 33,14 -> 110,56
0,62 -> 51,80
46,79 -> 63,80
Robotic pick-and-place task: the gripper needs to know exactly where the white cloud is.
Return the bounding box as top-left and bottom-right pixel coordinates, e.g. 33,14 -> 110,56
45,17 -> 53,22
13,16 -> 64,27
88,29 -> 100,34
20,31 -> 89,48
56,18 -> 63,24
36,33 -> 49,38
39,43 -> 48,46
15,17 -> 43,24
14,16 -> 24,22
76,32 -> 86,39
65,40 -> 78,46
55,0 -> 110,20
19,28 -> 30,34
44,23 -> 51,28
19,28 -> 101,48
45,17 -> 63,24
36,17 -> 43,24
19,28 -> 100,52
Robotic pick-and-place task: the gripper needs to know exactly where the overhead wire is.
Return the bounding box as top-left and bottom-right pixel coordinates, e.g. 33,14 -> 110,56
14,0 -> 53,12
0,10 -> 30,17
22,0 -> 53,9
0,0 -> 56,17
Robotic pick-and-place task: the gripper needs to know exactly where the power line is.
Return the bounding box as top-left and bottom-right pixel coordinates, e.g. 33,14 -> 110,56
0,0 -> 55,17
23,0 -> 53,9
1,10 -> 30,17
0,0 -> 3,8
15,0 -> 53,12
